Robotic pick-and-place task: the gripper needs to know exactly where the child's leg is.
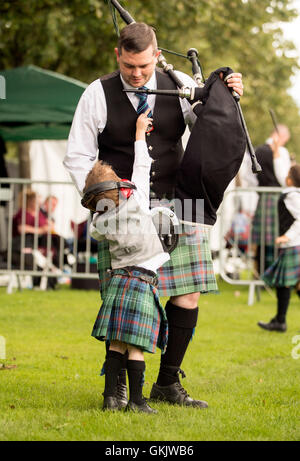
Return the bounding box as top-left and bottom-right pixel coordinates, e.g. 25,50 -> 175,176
258,286 -> 290,332
105,341 -> 128,387
103,340 -> 127,410
296,281 -> 300,298
126,345 -> 157,414
276,286 -> 291,324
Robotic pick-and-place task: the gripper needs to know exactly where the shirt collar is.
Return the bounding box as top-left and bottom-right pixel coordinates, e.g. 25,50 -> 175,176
120,71 -> 157,91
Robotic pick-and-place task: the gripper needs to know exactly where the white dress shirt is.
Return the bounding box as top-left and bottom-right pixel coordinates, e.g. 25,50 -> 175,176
64,70 -> 197,194
280,187 -> 300,248
239,139 -> 291,188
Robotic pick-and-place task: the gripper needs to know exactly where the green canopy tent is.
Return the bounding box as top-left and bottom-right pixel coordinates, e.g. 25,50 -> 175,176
0,65 -> 87,141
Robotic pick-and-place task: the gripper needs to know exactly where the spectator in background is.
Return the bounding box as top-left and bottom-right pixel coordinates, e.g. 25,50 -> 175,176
40,195 -> 58,233
13,189 -> 50,240
12,189 -> 57,289
240,125 -> 291,273
258,164 -> 300,332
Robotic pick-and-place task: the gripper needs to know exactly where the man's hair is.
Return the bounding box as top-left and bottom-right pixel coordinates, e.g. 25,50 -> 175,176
83,161 -> 121,212
118,22 -> 157,55
288,164 -> 300,187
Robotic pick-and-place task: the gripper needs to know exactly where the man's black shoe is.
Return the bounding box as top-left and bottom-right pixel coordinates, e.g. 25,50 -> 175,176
257,319 -> 287,332
126,398 -> 157,414
102,395 -> 120,411
115,382 -> 128,408
150,382 -> 208,408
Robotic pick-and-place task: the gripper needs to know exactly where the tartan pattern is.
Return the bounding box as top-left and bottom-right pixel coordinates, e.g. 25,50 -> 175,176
135,86 -> 153,117
262,246 -> 300,288
91,268 -> 168,354
251,193 -> 280,245
97,224 -> 218,297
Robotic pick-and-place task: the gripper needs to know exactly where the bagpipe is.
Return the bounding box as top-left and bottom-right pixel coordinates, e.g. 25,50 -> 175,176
108,0 -> 262,226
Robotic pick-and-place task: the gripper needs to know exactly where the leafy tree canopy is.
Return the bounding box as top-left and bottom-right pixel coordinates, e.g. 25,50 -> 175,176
1,0 -> 299,158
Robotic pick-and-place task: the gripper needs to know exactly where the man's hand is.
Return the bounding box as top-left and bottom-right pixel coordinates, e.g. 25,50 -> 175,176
222,72 -> 244,97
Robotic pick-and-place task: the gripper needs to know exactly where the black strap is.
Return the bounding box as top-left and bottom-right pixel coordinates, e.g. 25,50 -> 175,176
81,180 -> 136,210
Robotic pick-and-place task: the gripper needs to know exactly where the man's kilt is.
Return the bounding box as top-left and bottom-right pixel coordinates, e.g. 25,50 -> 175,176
262,245 -> 300,288
97,223 -> 218,298
91,268 -> 168,354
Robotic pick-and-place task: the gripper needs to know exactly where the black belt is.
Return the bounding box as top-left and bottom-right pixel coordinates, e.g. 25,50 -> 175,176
108,265 -> 158,287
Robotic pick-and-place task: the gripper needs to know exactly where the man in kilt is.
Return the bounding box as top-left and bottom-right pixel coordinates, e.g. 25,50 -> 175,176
64,22 -> 244,409
249,125 -> 291,272
258,164 -> 300,332
84,110 -> 170,413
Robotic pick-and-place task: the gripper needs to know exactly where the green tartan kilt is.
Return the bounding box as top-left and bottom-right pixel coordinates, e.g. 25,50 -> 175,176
97,224 -> 218,298
262,246 -> 300,288
251,193 -> 280,245
91,268 -> 168,354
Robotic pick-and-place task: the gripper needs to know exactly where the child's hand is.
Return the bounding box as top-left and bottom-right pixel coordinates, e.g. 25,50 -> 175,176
276,234 -> 289,244
136,109 -> 153,140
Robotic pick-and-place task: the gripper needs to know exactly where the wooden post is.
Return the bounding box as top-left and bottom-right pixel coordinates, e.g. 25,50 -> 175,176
18,141 -> 31,178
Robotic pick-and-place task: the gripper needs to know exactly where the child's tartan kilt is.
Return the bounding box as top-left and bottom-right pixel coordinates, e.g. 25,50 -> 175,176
251,193 -> 280,245
91,268 -> 168,354
97,223 -> 218,298
262,246 -> 300,288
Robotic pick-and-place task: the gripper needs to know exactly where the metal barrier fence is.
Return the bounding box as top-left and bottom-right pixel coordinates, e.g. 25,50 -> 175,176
0,179 -> 289,302
0,178 -> 98,293
218,186 -> 284,305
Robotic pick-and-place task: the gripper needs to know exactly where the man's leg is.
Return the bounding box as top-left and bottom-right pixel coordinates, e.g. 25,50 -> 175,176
151,292 -> 208,408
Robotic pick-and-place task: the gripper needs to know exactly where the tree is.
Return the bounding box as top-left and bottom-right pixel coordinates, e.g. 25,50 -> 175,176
1,0 -> 299,158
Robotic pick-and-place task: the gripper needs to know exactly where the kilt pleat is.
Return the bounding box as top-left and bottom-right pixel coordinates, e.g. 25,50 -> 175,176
262,246 -> 300,288
97,223 -> 218,298
91,269 -> 168,354
251,193 -> 280,245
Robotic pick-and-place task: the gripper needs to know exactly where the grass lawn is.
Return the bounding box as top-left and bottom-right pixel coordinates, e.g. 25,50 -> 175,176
0,279 -> 299,441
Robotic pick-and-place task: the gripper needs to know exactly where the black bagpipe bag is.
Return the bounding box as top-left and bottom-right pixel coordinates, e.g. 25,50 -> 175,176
175,67 -> 247,225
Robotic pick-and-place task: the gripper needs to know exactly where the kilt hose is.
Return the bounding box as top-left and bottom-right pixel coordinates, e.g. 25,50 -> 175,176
262,245 -> 300,288
97,224 -> 218,299
91,268 -> 168,354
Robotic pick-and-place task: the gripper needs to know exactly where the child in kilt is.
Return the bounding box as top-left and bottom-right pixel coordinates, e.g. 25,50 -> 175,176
83,110 -> 170,413
258,164 -> 300,332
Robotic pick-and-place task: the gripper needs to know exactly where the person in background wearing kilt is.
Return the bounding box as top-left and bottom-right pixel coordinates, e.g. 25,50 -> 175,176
84,111 -> 169,413
244,125 -> 291,273
258,164 -> 300,332
64,22 -> 243,409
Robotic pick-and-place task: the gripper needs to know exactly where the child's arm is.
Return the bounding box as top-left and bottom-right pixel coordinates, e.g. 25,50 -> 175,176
131,110 -> 154,202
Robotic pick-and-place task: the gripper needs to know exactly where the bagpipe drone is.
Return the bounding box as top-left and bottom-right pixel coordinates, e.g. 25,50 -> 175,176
107,0 -> 262,226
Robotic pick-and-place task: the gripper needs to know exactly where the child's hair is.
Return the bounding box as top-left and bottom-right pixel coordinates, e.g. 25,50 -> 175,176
83,160 -> 121,212
288,164 -> 300,187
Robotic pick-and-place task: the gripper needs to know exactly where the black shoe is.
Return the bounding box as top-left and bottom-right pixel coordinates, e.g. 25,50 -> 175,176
126,398 -> 157,414
115,382 -> 128,409
150,382 -> 208,408
102,395 -> 120,411
257,318 -> 287,332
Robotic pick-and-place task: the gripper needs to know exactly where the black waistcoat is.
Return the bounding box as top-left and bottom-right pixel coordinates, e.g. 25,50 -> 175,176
98,69 -> 186,200
255,144 -> 281,187
278,192 -> 299,235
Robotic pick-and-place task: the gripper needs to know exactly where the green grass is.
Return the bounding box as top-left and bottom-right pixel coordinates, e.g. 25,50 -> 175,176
0,280 -> 300,441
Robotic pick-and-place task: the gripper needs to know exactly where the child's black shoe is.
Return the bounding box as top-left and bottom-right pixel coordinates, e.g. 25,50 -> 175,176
102,395 -> 120,411
257,318 -> 287,332
126,398 -> 157,414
